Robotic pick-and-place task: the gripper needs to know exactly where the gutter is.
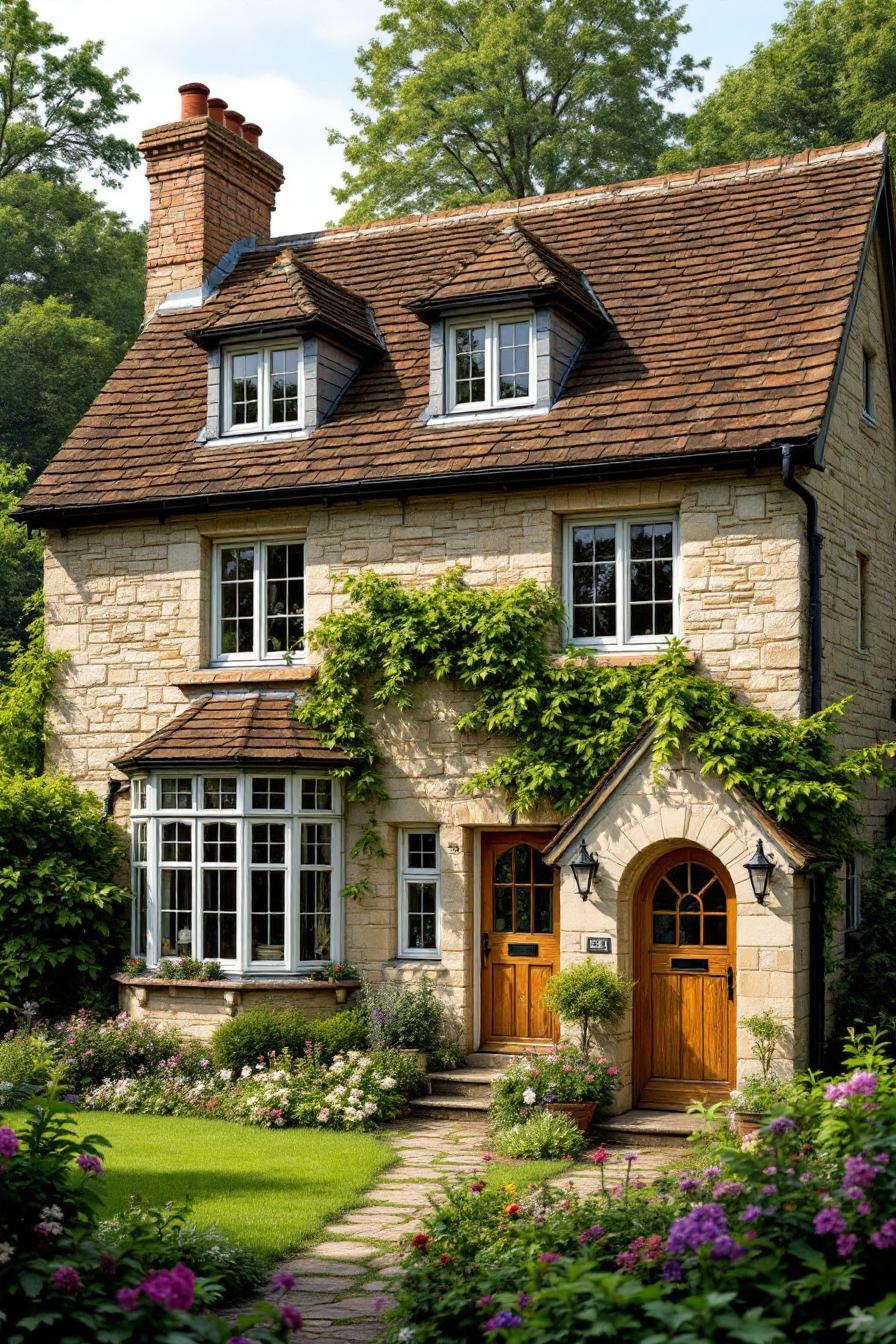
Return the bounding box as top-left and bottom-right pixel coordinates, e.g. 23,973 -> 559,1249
781,444 -> 822,715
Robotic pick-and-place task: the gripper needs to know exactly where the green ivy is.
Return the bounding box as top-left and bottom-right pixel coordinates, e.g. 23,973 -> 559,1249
0,594 -> 67,775
303,569 -> 896,889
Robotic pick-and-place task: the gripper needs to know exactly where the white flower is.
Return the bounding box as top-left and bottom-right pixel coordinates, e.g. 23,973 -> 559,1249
0,1241 -> 13,1264
41,1206 -> 63,1222
218,1068 -> 233,1081
379,1077 -> 396,1090
399,1328 -> 416,1343
241,1066 -> 252,1079
522,1087 -> 537,1105
363,1101 -> 377,1115
317,1107 -> 331,1122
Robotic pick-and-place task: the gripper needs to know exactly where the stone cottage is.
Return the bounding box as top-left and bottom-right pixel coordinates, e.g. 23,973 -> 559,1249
16,82 -> 896,1110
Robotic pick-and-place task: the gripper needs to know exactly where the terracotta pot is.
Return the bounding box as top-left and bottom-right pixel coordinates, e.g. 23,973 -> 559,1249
544,1101 -> 596,1133
397,1047 -> 430,1073
731,1110 -> 764,1140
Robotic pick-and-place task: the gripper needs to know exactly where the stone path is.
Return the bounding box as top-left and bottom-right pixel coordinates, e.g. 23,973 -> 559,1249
233,1117 -> 691,1343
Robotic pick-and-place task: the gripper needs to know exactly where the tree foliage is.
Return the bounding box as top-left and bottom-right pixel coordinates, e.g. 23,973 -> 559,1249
0,592 -> 66,773
0,0 -> 138,185
0,463 -> 41,658
330,0 -> 706,223
662,0 -> 896,172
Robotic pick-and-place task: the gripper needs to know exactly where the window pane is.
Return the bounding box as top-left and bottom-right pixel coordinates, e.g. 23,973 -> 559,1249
251,822 -> 286,865
160,869 -> 192,958
534,886 -> 553,932
406,880 -> 438,950
202,776 -> 238,810
132,864 -> 147,959
161,821 -> 192,862
160,778 -> 192,810
132,778 -> 147,812
703,915 -> 727,946
300,778 -> 332,811
270,347 -> 300,424
515,884 -> 532,932
653,913 -> 675,944
299,870 -> 331,961
628,522 -> 674,639
679,914 -> 700,945
301,822 -> 332,866
132,819 -> 147,866
497,320 -> 530,400
454,325 -> 486,404
571,523 -> 617,640
202,821 -> 237,865
231,352 -> 259,426
251,777 -> 286,810
202,869 -> 237,960
493,885 -> 512,931
218,546 -> 256,656
265,542 -> 304,655
251,870 -> 286,961
407,831 -> 437,870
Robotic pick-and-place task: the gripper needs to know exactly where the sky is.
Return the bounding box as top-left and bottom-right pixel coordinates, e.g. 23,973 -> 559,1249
38,0 -> 790,233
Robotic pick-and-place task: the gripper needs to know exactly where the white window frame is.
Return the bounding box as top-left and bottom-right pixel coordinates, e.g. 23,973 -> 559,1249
862,349 -> 876,424
845,856 -> 862,932
131,771 -> 342,973
445,312 -> 535,413
211,537 -> 306,666
222,340 -> 304,435
398,827 -> 441,959
563,512 -> 680,651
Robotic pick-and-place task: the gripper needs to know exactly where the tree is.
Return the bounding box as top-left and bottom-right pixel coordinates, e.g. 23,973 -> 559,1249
0,0 -> 138,185
0,464 -> 41,659
330,0 -> 706,224
661,0 -> 896,172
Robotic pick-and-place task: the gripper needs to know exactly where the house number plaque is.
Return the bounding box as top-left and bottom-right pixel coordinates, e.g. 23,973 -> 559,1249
586,935 -> 612,954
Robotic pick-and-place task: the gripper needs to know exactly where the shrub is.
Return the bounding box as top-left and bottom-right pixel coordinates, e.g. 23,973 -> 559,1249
211,1006 -> 367,1071
0,773 -> 131,1016
833,841 -> 896,1045
0,1031 -> 55,1086
541,960 -> 632,1054
157,958 -> 222,982
494,1110 -> 585,1160
490,1047 -> 618,1128
47,1011 -> 188,1092
361,974 -> 444,1052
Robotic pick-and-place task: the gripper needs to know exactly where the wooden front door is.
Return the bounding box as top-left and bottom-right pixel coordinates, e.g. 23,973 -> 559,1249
634,847 -> 736,1110
480,831 -> 560,1050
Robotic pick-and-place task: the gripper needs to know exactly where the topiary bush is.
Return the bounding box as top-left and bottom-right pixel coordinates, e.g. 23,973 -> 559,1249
211,1006 -> 367,1072
493,1109 -> 585,1159
542,960 -> 632,1054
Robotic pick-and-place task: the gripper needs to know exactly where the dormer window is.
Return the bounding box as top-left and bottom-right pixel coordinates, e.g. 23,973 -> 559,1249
223,342 -> 302,434
446,314 -> 534,412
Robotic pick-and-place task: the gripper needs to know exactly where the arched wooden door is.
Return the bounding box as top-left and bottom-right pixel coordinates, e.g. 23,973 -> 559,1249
480,831 -> 560,1049
634,847 -> 736,1110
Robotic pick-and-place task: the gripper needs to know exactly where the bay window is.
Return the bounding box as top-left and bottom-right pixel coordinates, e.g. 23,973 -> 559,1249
130,772 -> 341,972
446,314 -> 534,412
223,342 -> 302,433
212,538 -> 305,664
564,514 -> 679,649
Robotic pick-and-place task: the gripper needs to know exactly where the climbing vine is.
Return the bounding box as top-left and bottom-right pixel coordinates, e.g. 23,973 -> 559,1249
302,569 -> 896,895
0,595 -> 67,776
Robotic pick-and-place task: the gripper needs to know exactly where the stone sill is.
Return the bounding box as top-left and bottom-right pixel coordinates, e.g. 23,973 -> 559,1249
114,974 -> 360,991
550,649 -> 697,668
174,666 -> 317,690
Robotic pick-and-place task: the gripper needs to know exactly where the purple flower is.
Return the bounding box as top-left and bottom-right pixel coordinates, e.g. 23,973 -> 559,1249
538,1252 -> 561,1264
271,1271 -> 297,1291
842,1155 -> 877,1191
577,1224 -> 604,1244
62,1094 -> 80,1104
768,1116 -> 795,1135
702,1165 -> 722,1180
140,1263 -> 195,1311
0,1128 -> 19,1158
761,1185 -> 777,1197
740,1205 -> 763,1223
678,1176 -> 701,1194
836,1233 -> 858,1259
662,1259 -> 683,1282
712,1181 -> 744,1199
813,1207 -> 846,1237
478,1296 -> 495,1307
51,1266 -> 82,1295
117,1287 -> 140,1311
280,1305 -> 303,1331
486,1313 -> 524,1331
624,1152 -> 638,1164
470,1181 -> 485,1193
710,1235 -> 745,1261
517,1292 -> 531,1308
667,1203 -> 742,1260
870,1219 -> 896,1250
826,1071 -> 878,1101
76,1153 -> 104,1176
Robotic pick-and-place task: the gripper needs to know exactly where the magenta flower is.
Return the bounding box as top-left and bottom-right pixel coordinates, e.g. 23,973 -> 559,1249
517,1292 -> 531,1308
271,1271 -> 297,1291
813,1207 -> 846,1237
481,1152 -> 495,1162
478,1295 -> 495,1307
486,1312 -> 524,1330
703,1165 -> 722,1180
712,1181 -> 744,1199
842,1155 -> 877,1191
590,1146 -> 609,1165
280,1305 -> 303,1331
577,1223 -> 604,1244
538,1252 -> 561,1264
140,1263 -> 195,1311
679,1176 -> 701,1194
76,1153 -> 104,1176
826,1071 -> 878,1102
0,1128 -> 19,1158
51,1266 -> 82,1295
116,1287 -> 140,1312
869,1219 -> 896,1250
740,1205 -> 763,1223
836,1233 -> 858,1259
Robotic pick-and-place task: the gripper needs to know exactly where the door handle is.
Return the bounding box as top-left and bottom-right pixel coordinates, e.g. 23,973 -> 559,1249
727,966 -> 735,1001
482,932 -> 491,967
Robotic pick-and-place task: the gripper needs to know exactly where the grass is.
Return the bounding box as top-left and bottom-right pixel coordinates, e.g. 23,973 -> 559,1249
8,1110 -> 393,1260
486,1160 -> 570,1188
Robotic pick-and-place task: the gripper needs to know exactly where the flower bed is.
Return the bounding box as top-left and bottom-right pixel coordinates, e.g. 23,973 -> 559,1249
489,1047 -> 618,1143
386,1031 -> 896,1342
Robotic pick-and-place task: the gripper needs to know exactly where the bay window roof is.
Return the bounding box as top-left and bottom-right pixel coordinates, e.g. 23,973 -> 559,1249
113,692 -> 353,772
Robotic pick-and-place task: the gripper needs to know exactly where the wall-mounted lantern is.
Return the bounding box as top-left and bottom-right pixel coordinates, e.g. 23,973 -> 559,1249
744,838 -> 776,904
570,839 -> 599,901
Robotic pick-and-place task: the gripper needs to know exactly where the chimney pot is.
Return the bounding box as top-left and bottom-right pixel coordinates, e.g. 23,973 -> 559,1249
178,82 -> 210,119
242,122 -> 262,146
224,109 -> 246,135
207,97 -> 228,125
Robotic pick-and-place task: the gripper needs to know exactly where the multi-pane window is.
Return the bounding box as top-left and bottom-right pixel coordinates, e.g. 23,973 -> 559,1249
224,343 -> 302,433
129,773 -> 341,970
213,539 -> 305,663
447,315 -> 534,411
845,857 -> 862,931
399,829 -> 440,958
566,516 -> 678,648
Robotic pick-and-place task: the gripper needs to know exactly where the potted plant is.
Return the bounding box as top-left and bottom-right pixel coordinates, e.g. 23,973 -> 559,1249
731,1010 -> 789,1138
490,1047 -> 619,1134
541,959 -> 632,1055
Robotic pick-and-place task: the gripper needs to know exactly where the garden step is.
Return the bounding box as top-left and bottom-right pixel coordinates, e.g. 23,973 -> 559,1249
427,1068 -> 501,1098
465,1052 -> 521,1069
408,1094 -> 491,1121
593,1108 -> 707,1147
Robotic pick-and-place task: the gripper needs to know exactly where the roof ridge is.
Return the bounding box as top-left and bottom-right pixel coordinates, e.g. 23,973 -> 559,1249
265,135 -> 887,251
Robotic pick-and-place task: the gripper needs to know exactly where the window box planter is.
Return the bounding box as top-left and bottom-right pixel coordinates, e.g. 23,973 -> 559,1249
113,974 -> 361,1040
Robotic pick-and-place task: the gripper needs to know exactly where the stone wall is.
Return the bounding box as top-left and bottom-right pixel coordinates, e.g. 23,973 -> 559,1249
116,979 -> 356,1041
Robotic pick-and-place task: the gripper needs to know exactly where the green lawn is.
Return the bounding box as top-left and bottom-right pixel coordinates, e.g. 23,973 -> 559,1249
8,1111 -> 393,1260
486,1160 -> 570,1188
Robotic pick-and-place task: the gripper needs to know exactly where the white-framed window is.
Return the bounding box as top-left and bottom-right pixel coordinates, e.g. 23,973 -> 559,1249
857,553 -> 869,651
398,828 -> 441,959
223,342 -> 303,434
844,857 -> 862,931
564,514 -> 679,649
446,313 -> 534,412
130,772 -> 342,972
212,538 -> 305,664
862,349 -> 876,423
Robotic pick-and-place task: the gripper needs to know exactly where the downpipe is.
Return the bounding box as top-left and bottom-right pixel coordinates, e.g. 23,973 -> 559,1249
781,444 -> 823,714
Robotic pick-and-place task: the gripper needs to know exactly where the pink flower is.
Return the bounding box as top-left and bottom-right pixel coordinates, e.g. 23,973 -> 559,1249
51,1266 -> 82,1295
470,1181 -> 485,1193
140,1263 -> 195,1311
590,1147 -> 609,1165
0,1128 -> 19,1158
481,1152 -> 495,1162
539,1252 -> 561,1263
271,1271 -> 296,1291
116,1287 -> 140,1311
607,1066 -> 619,1077
836,1233 -> 858,1259
76,1153 -> 104,1176
870,1219 -> 896,1250
280,1305 -> 303,1331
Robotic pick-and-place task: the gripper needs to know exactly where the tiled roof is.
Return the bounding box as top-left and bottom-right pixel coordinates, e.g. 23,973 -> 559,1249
20,138 -> 888,523
409,218 -> 606,324
112,693 -> 354,771
189,249 -> 380,351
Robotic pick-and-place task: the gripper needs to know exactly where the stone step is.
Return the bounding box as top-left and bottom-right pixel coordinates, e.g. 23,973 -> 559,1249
593,1108 -> 706,1148
465,1052 -> 518,1069
427,1069 -> 501,1098
408,1094 -> 491,1121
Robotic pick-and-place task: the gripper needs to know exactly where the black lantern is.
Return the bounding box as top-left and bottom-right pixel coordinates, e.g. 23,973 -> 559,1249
745,839 -> 775,903
570,839 -> 599,901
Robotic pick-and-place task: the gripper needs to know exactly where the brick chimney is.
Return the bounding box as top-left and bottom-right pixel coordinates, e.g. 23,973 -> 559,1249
139,83 -> 285,316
